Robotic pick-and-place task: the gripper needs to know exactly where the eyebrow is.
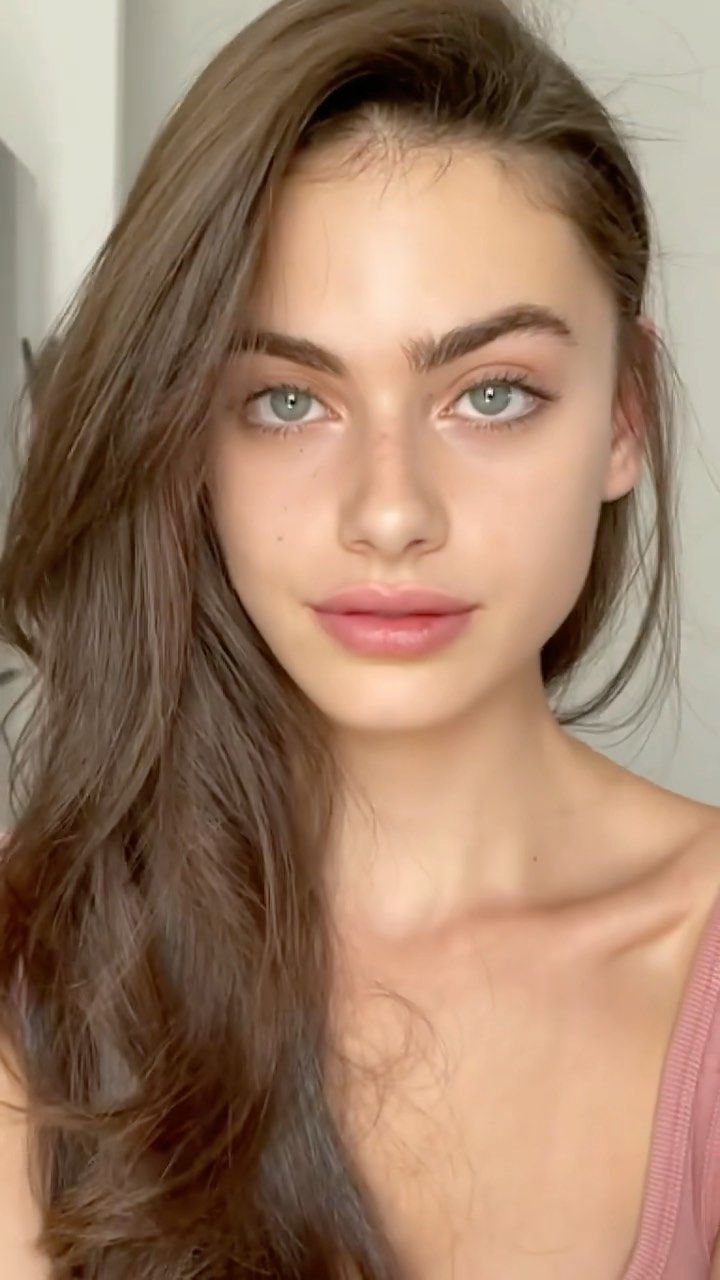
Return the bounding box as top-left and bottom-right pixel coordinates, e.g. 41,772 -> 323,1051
234,304 -> 577,377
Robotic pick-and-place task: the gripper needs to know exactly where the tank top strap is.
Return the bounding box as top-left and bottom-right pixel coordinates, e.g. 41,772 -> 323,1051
623,877 -> 720,1277
696,982 -> 720,1256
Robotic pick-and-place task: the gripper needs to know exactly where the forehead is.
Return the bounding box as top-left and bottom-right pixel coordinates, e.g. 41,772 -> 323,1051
248,145 -> 616,348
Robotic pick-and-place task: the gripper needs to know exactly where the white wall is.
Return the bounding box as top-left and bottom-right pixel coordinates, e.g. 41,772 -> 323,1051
0,0 -> 124,336
0,0 -> 124,825
1,0 -> 719,809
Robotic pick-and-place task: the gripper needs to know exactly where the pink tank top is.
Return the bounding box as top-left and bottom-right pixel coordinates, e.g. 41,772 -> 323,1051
620,880 -> 720,1278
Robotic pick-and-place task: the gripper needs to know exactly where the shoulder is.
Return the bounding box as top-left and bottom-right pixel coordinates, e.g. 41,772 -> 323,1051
679,802 -> 720,892
0,1041 -> 49,1276
590,773 -> 720,954
612,764 -> 720,886
581,745 -> 720,877
656,799 -> 720,929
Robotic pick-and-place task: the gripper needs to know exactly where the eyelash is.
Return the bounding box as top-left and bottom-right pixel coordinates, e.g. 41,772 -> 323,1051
240,371 -> 557,437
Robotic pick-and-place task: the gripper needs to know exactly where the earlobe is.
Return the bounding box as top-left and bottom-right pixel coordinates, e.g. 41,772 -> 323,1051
603,417 -> 644,503
602,316 -> 651,502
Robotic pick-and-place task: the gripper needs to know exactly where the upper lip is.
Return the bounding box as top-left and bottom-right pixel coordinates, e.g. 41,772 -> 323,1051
312,584 -> 476,615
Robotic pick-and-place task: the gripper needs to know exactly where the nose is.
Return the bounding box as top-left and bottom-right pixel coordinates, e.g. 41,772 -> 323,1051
338,422 -> 449,562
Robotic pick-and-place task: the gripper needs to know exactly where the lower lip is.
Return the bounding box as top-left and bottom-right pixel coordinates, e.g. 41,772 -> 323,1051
312,610 -> 474,656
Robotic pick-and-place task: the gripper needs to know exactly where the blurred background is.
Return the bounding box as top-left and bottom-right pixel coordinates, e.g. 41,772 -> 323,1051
0,0 -> 718,827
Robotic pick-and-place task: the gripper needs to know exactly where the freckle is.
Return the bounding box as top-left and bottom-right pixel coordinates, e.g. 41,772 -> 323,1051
277,535 -> 285,543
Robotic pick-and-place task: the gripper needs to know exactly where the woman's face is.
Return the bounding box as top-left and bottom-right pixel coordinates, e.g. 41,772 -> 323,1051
208,144 -> 642,733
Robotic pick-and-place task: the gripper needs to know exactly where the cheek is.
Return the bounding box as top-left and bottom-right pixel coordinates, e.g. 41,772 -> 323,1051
213,495 -> 283,591
525,492 -> 600,589
477,423 -> 608,601
208,414 -> 327,581
208,454 -> 308,636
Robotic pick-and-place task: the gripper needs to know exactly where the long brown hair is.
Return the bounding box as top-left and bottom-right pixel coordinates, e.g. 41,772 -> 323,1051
0,0 -> 682,1275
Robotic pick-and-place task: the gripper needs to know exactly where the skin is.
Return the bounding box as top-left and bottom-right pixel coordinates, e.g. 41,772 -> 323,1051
207,140 -> 710,955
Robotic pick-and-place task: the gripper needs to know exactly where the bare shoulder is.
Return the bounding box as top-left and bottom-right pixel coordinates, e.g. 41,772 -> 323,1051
652,782 -> 720,853
633,776 -> 720,903
578,747 -> 720,937
626,781 -> 720,939
0,1042 -> 49,1277
658,790 -> 720,881
596,747 -> 720,875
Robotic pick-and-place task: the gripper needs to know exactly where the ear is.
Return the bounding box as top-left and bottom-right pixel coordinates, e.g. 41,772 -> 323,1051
601,315 -> 654,503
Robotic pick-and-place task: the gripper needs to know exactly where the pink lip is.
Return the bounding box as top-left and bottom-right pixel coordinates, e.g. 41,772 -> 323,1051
313,584 -> 475,616
312,610 -> 474,657
310,584 -> 478,657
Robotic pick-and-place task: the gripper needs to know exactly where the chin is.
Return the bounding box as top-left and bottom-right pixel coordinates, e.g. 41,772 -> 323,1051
292,665 -> 486,734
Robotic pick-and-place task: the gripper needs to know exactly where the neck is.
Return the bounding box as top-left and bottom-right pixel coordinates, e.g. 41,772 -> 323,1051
324,673 -> 618,944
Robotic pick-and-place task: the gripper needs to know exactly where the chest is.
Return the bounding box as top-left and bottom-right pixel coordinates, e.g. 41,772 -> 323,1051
326,931 -> 682,1280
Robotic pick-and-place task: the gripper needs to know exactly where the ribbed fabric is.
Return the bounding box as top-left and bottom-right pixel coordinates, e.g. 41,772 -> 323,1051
620,881 -> 720,1278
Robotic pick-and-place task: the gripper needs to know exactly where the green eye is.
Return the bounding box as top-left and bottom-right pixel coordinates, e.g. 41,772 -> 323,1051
266,387 -> 313,422
243,383 -> 321,433
467,382 -> 514,415
452,375 -> 553,431
241,374 -> 555,437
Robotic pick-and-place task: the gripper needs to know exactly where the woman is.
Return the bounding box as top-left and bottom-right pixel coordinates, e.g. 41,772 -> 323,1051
0,0 -> 718,1275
